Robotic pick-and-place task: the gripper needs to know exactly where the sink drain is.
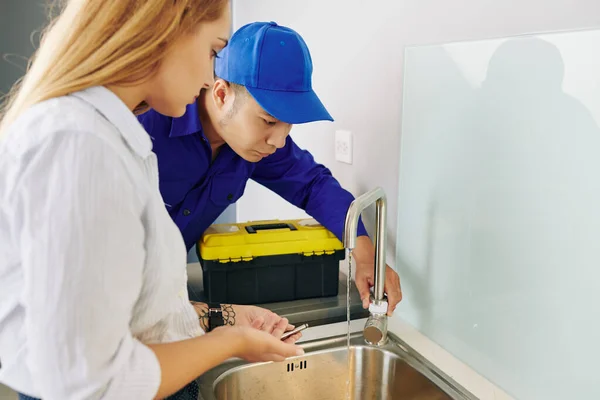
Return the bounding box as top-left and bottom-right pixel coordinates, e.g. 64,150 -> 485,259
287,360 -> 307,372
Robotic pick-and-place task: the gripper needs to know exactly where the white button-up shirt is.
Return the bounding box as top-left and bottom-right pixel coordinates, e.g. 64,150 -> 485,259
0,86 -> 202,399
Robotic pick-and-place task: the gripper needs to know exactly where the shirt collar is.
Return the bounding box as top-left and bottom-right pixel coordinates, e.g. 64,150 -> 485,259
169,102 -> 204,138
70,86 -> 153,158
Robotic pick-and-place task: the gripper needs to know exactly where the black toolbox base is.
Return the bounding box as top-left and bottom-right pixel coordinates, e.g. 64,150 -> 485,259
199,250 -> 345,304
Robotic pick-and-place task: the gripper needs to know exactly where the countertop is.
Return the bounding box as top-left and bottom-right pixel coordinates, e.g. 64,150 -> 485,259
186,262 -> 369,327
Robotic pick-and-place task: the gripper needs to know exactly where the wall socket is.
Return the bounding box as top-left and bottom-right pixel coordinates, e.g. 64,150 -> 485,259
335,130 -> 353,164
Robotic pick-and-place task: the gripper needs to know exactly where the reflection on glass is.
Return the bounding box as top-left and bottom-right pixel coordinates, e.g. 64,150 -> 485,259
396,29 -> 600,399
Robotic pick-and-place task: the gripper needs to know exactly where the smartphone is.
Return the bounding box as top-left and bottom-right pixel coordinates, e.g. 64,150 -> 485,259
281,323 -> 309,341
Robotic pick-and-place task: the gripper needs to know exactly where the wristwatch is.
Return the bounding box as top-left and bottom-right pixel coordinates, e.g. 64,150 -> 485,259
207,303 -> 224,332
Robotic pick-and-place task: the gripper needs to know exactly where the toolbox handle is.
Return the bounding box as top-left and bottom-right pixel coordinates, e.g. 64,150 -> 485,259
245,222 -> 297,234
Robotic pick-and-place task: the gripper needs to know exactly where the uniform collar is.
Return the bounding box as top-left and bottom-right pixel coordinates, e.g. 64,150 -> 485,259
169,101 -> 204,138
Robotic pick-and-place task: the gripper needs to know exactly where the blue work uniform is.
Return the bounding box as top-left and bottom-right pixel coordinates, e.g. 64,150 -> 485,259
138,103 -> 367,251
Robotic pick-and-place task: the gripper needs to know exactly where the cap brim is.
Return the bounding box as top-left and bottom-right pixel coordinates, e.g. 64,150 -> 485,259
245,87 -> 334,124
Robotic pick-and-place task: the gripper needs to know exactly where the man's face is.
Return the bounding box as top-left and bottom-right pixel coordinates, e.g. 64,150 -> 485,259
212,80 -> 292,162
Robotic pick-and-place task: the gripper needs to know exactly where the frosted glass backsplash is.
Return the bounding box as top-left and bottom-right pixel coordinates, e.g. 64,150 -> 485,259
396,29 -> 600,399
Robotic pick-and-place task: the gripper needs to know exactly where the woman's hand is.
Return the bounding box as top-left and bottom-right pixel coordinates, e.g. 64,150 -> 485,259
190,302 -> 302,343
148,319 -> 304,399
214,319 -> 305,363
246,310 -> 302,344
234,305 -> 301,343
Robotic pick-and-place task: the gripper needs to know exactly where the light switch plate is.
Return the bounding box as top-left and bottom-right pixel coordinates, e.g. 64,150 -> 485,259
335,130 -> 353,164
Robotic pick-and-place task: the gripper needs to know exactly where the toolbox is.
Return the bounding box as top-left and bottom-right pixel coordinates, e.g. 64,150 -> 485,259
197,218 -> 345,304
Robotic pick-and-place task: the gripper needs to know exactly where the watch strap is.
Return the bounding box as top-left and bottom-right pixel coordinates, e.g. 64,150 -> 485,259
207,303 -> 224,331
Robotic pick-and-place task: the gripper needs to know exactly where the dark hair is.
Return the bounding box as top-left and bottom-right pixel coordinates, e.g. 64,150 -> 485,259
222,79 -> 247,116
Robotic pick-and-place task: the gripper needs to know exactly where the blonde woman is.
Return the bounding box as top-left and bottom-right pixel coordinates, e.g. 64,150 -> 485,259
0,1 -> 304,399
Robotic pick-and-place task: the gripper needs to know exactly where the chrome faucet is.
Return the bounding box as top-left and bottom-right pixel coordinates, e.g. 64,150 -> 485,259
343,186 -> 388,346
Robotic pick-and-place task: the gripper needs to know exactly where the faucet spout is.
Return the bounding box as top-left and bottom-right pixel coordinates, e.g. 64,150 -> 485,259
343,187 -> 388,345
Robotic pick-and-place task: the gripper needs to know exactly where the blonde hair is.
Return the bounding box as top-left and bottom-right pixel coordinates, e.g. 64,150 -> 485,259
0,0 -> 228,134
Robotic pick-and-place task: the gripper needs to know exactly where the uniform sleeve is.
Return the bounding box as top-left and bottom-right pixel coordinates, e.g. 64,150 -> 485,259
251,136 -> 368,241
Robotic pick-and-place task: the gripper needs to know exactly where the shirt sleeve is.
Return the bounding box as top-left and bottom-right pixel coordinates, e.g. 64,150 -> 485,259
16,131 -> 161,400
251,136 -> 368,241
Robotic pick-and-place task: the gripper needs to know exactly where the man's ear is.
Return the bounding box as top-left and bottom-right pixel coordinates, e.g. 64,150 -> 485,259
212,79 -> 231,110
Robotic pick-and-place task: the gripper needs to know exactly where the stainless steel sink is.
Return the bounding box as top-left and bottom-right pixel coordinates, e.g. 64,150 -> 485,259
196,332 -> 477,400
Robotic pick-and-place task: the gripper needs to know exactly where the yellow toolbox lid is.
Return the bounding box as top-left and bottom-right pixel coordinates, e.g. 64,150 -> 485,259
198,218 -> 344,262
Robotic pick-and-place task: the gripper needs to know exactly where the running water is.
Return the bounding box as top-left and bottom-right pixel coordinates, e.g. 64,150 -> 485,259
345,249 -> 353,400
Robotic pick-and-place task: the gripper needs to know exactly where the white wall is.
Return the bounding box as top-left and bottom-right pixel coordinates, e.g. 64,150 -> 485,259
233,0 -> 600,267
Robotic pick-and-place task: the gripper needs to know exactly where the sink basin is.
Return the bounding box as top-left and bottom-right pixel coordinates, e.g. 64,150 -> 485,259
196,332 -> 476,400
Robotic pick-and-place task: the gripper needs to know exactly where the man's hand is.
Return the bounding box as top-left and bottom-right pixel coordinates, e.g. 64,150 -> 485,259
190,302 -> 301,343
352,236 -> 402,316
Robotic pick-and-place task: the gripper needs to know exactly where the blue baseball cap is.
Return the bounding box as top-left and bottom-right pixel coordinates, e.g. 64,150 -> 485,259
215,21 -> 334,124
